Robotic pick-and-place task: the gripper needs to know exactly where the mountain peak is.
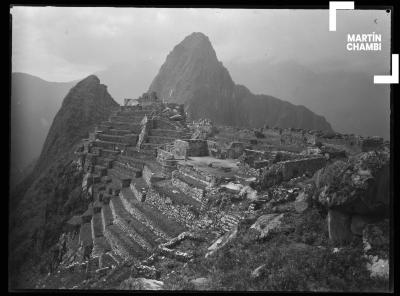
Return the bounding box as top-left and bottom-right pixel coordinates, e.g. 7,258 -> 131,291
149,33 -> 333,132
172,32 -> 216,59
183,32 -> 210,43
75,74 -> 100,87
37,76 -> 118,172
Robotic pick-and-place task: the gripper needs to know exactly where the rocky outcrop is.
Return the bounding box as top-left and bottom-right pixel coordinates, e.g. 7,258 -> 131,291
205,226 -> 238,258
315,150 -> 389,216
294,188 -> 312,213
37,75 -> 118,172
149,32 -> 333,132
314,150 -> 389,244
249,213 -> 285,240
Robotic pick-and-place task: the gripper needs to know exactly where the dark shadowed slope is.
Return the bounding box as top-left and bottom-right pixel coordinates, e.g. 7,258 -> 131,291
149,32 -> 332,132
10,73 -> 77,188
9,75 -> 118,289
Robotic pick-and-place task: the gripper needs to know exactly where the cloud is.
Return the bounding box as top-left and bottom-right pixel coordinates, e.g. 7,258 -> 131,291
11,7 -> 391,82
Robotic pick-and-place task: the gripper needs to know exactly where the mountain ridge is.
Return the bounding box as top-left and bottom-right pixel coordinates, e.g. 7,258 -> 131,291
226,58 -> 390,139
10,75 -> 118,288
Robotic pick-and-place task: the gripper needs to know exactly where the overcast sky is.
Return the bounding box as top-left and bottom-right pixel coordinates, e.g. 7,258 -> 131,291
11,7 -> 391,82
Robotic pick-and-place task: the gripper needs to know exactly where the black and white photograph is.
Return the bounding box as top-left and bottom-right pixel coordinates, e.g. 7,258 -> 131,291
9,4 -> 395,292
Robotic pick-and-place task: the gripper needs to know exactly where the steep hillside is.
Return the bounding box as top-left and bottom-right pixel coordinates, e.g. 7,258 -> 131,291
227,59 -> 390,139
149,32 -> 332,132
9,75 -> 118,289
10,73 -> 77,188
36,75 -> 118,172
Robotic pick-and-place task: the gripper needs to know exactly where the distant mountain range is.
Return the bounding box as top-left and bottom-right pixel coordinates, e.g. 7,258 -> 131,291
226,58 -> 390,139
10,73 -> 76,188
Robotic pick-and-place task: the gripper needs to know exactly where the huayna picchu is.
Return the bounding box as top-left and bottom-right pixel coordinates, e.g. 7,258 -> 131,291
12,85 -> 389,291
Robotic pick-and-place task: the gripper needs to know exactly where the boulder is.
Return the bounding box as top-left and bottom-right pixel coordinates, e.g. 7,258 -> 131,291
327,209 -> 353,244
119,277 -> 164,290
221,182 -> 243,194
250,213 -> 285,240
313,160 -> 348,189
315,151 -> 389,216
239,185 -> 258,200
170,114 -> 183,121
251,264 -> 266,278
205,226 -> 238,258
294,191 -> 310,213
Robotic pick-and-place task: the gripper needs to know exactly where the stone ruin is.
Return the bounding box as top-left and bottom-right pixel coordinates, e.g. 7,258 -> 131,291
69,94 -> 390,279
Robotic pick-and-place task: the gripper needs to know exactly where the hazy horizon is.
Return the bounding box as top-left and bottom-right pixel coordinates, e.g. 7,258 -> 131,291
12,7 -> 391,82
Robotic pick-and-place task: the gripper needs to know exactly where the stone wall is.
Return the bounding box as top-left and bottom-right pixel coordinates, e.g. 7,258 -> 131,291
263,127 -> 282,137
280,129 -> 307,146
240,149 -> 268,168
153,117 -> 180,130
227,142 -> 245,159
207,140 -> 222,158
282,156 -> 326,179
137,91 -> 163,107
157,149 -> 179,177
260,156 -> 326,188
142,164 -> 164,186
272,151 -> 307,163
304,133 -> 317,145
145,188 -> 199,229
171,171 -> 205,203
177,163 -> 217,187
145,187 -> 243,233
360,137 -> 384,152
173,139 -> 209,158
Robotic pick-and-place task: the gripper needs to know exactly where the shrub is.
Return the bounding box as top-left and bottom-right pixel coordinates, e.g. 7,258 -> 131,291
290,208 -> 329,246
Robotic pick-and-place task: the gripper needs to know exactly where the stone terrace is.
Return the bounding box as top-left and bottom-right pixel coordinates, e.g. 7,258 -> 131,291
73,95 -> 193,269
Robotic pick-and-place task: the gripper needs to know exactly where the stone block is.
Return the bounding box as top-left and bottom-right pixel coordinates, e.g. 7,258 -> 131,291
250,213 -> 285,240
